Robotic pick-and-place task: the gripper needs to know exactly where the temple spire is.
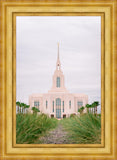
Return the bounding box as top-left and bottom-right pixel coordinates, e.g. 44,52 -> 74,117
56,43 -> 61,70
58,42 -> 59,60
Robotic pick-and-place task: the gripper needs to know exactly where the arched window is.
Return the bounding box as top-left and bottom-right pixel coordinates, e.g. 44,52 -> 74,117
63,101 -> 64,112
34,101 -> 39,106
46,100 -> 48,109
53,101 -> 54,112
69,100 -> 71,109
34,101 -> 40,109
77,101 -> 83,110
56,77 -> 60,88
56,98 -> 61,106
56,98 -> 61,118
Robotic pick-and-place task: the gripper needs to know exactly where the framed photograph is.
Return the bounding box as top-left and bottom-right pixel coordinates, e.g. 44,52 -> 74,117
0,0 -> 117,159
16,15 -> 101,145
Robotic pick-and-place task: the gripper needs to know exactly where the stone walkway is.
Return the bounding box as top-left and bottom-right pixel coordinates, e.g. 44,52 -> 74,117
38,123 -> 71,144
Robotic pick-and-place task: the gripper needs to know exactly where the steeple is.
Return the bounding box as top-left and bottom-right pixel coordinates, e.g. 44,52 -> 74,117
56,43 -> 61,70
48,44 -> 69,93
57,42 -> 59,59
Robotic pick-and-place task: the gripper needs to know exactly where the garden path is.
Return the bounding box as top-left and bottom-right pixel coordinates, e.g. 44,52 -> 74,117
38,123 -> 71,144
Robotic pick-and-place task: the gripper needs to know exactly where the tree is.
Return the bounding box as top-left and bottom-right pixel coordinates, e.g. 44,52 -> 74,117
20,103 -> 25,113
16,101 -> 30,114
91,102 -> 95,114
32,107 -> 40,115
22,103 -> 30,114
25,105 -> 30,113
90,104 -> 94,114
22,104 -> 28,114
19,102 -> 22,113
78,106 -> 85,115
16,101 -> 21,114
85,104 -> 90,113
91,101 -> 100,116
94,101 -> 99,116
78,108 -> 81,114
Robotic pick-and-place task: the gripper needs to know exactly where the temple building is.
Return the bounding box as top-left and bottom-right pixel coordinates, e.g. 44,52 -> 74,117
29,44 -> 88,118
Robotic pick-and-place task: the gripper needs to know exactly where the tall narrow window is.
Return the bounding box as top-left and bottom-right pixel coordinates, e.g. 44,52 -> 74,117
56,98 -> 61,118
77,101 -> 83,110
69,100 -> 71,109
56,98 -> 61,106
53,101 -> 54,112
38,102 -> 39,108
34,101 -> 40,109
63,101 -> 64,112
46,100 -> 48,109
56,77 -> 60,87
34,101 -> 36,106
77,101 -> 83,107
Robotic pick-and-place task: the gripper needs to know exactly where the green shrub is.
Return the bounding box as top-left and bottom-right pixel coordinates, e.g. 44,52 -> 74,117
61,113 -> 101,144
16,113 -> 58,144
70,114 -> 76,118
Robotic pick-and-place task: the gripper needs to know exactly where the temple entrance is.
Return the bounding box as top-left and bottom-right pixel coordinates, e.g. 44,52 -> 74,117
51,114 -> 54,118
63,114 -> 66,118
56,98 -> 61,118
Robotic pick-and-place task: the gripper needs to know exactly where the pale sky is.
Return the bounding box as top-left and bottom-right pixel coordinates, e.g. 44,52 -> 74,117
16,16 -> 101,113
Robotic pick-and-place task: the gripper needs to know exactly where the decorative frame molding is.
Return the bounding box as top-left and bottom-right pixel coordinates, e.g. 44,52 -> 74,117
0,0 -> 116,159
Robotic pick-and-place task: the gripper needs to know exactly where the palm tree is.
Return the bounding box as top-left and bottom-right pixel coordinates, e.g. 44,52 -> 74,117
91,102 -> 96,114
78,106 -> 85,115
90,104 -> 94,113
25,104 -> 30,113
91,101 -> 99,116
18,102 -> 22,113
16,101 -> 21,113
78,108 -> 81,114
23,103 -> 28,113
26,105 -> 30,108
85,104 -> 90,113
94,101 -> 99,116
20,103 -> 25,113
22,104 -> 27,114
22,103 -> 25,113
32,107 -> 40,115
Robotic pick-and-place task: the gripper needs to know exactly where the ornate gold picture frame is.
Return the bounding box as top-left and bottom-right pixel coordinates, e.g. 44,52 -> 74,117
0,0 -> 117,159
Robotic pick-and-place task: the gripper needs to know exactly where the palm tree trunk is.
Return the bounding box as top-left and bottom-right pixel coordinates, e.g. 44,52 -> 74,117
18,106 -> 19,113
96,106 -> 97,117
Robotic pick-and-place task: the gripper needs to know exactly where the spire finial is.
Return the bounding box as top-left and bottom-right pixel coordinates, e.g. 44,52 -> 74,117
58,42 -> 59,60
56,42 -> 61,70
